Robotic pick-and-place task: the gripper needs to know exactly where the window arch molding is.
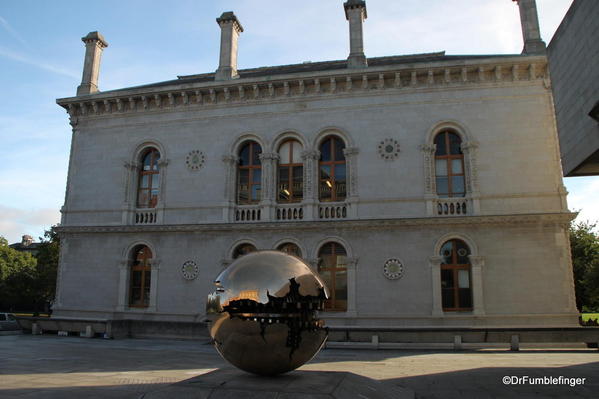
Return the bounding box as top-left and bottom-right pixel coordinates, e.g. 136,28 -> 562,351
421,120 -> 480,216
271,130 -> 308,154
272,237 -> 306,258
311,236 -> 354,260
429,232 -> 485,316
229,133 -> 268,159
227,238 -> 260,260
116,240 -> 160,312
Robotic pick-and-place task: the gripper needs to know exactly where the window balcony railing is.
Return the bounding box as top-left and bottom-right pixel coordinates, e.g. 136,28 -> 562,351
319,202 -> 348,220
235,205 -> 262,222
135,209 -> 157,224
275,204 -> 304,221
435,198 -> 468,216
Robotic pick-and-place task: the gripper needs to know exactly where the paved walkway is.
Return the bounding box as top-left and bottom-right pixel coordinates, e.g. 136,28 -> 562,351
0,335 -> 597,398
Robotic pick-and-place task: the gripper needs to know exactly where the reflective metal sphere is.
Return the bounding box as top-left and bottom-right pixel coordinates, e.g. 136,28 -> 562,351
206,250 -> 329,376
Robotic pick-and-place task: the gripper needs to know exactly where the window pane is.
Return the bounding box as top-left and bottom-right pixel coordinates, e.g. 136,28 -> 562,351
451,159 -> 463,174
251,184 -> 261,201
239,144 -> 250,166
291,141 -> 302,162
458,288 -> 472,308
152,152 -> 160,170
440,241 -> 453,264
435,159 -> 447,176
238,189 -> 248,202
143,153 -> 152,170
448,133 -> 462,155
320,165 -> 331,180
252,144 -> 262,165
335,164 -> 346,182
137,191 -> 148,207
130,288 -> 141,303
335,270 -> 347,300
320,139 -> 331,161
336,181 -> 346,200
336,255 -> 347,267
458,269 -> 470,288
334,138 -> 346,161
319,270 -> 332,289
252,169 -> 261,184
239,169 -> 249,185
456,240 -> 470,264
451,176 -> 465,195
140,175 -> 149,188
442,288 -> 455,309
131,270 -> 142,287
434,134 -> 447,156
441,269 -> 454,288
151,175 -> 160,189
279,142 -> 290,164
320,182 -> 332,200
144,270 -> 152,287
436,177 -> 449,196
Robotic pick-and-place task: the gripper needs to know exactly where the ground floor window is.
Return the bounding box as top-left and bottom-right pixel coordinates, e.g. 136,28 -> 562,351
232,243 -> 257,259
440,239 -> 472,311
277,242 -> 302,258
129,245 -> 152,308
318,242 -> 347,311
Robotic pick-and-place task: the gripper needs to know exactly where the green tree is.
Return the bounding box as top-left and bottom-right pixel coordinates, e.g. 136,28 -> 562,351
0,236 -> 38,311
569,221 -> 599,312
34,227 -> 60,313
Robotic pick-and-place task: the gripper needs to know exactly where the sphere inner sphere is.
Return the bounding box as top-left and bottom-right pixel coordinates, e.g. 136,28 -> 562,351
206,250 -> 329,375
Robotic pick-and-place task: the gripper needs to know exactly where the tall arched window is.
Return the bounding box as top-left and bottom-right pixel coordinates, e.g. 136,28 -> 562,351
232,243 -> 257,259
440,239 -> 472,311
319,136 -> 346,201
434,131 -> 465,197
277,242 -> 302,257
277,140 -> 303,202
129,245 -> 152,308
137,148 -> 161,208
237,141 -> 262,204
318,242 -> 347,311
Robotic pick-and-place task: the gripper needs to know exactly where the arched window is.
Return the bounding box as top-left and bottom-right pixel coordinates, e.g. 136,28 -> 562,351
277,140 -> 303,202
440,239 -> 472,311
434,131 -> 465,197
237,141 -> 262,204
318,242 -> 347,311
319,136 -> 346,202
129,245 -> 152,308
232,243 -> 257,259
137,148 -> 161,208
277,242 -> 302,257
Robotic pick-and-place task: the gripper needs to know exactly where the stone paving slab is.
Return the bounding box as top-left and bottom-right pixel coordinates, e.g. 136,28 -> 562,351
0,335 -> 597,398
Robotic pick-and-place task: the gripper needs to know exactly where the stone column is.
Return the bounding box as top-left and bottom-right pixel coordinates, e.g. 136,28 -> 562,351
148,258 -> 161,312
344,0 -> 368,68
156,159 -> 169,223
429,256 -> 444,316
259,152 -> 278,221
461,141 -> 480,215
514,0 -> 546,54
222,155 -> 238,221
62,111 -> 79,225
345,257 -> 359,316
468,255 -> 485,315
77,32 -> 108,95
116,259 -> 129,312
215,12 -> 244,80
343,147 -> 360,218
301,150 -> 320,220
122,161 -> 138,224
420,144 -> 436,216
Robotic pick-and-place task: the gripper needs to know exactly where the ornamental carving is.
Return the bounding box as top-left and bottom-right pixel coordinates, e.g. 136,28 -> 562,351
378,138 -> 400,160
383,258 -> 404,280
181,260 -> 199,280
185,150 -> 205,171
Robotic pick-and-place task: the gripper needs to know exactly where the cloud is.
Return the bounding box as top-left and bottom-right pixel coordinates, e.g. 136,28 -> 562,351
0,206 -> 60,244
0,46 -> 79,79
0,15 -> 29,48
565,177 -> 599,225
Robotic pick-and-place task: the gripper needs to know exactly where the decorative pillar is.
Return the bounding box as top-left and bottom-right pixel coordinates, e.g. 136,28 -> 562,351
468,255 -> 485,316
513,0 -> 546,55
461,141 -> 480,215
301,150 -> 320,220
259,152 -> 278,221
148,258 -> 161,312
116,259 -> 129,312
420,144 -> 436,216
156,159 -> 169,224
222,155 -> 238,221
122,161 -> 138,224
343,0 -> 368,68
62,111 -> 79,225
343,147 -> 360,218
77,32 -> 108,95
345,257 -> 359,316
429,256 -> 444,316
215,12 -> 244,80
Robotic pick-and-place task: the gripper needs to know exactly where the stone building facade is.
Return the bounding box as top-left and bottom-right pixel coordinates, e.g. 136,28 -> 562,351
54,0 -> 579,328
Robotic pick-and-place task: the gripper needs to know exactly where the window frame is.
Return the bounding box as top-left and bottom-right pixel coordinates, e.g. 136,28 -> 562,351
237,141 -> 262,204
136,148 -> 161,208
277,242 -> 302,258
318,242 -> 347,311
277,139 -> 304,203
128,245 -> 152,308
232,243 -> 257,259
319,136 -> 347,202
440,239 -> 472,312
434,131 -> 466,198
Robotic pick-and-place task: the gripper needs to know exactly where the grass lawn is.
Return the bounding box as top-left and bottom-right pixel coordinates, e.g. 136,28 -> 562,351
582,313 -> 599,322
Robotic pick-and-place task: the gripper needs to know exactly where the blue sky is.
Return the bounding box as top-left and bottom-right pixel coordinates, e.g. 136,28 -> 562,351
0,0 -> 595,244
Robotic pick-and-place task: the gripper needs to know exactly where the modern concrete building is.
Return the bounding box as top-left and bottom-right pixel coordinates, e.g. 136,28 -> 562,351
53,0 -> 579,330
547,0 -> 599,176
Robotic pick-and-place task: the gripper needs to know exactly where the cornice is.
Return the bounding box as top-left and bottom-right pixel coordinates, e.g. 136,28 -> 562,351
56,56 -> 548,120
55,212 -> 575,235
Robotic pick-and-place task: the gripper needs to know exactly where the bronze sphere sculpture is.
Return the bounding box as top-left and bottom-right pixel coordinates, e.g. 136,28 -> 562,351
206,250 -> 329,375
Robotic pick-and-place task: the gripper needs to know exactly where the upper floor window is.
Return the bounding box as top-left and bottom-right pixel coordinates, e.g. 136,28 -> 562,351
318,242 -> 347,311
237,141 -> 262,204
434,131 -> 465,197
277,242 -> 302,257
232,243 -> 257,259
137,148 -> 161,208
277,140 -> 303,203
319,136 -> 346,202
129,245 -> 152,308
440,239 -> 472,311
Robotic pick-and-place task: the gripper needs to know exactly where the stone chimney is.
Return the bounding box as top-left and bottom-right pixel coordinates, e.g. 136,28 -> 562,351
215,12 -> 244,80
344,0 -> 368,68
513,0 -> 546,55
21,235 -> 33,246
77,31 -> 108,96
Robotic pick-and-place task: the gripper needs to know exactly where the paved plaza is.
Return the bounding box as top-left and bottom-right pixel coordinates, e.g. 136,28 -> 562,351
0,335 -> 597,398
